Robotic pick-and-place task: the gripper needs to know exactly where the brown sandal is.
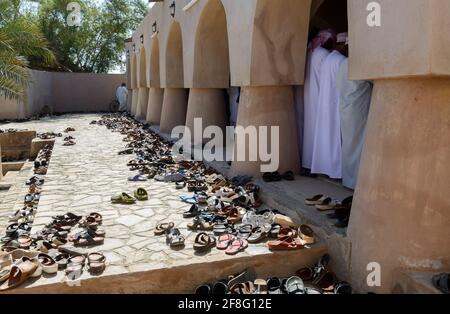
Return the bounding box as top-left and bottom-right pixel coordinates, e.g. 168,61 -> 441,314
154,222 -> 174,235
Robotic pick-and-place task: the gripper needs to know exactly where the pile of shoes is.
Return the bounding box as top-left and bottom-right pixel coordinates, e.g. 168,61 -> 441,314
34,144 -> 54,175
195,256 -> 352,294
1,175 -> 45,249
97,114 -> 317,257
37,132 -> 62,139
305,195 -> 353,228
0,211 -> 107,290
63,135 -> 76,146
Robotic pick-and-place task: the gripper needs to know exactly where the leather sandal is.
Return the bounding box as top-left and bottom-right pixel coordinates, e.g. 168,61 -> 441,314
154,222 -> 174,235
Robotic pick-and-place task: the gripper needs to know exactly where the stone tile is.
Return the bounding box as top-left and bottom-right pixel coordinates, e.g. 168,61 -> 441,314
115,214 -> 145,227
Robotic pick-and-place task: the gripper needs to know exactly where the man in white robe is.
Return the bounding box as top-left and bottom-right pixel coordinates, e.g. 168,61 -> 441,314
336,58 -> 373,189
302,30 -> 336,169
311,49 -> 346,178
116,83 -> 128,112
227,87 -> 240,126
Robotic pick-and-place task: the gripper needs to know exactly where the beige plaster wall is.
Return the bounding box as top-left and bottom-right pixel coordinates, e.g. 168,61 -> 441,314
130,0 -> 312,89
347,78 -> 450,293
0,69 -> 52,120
52,73 -> 125,113
348,0 -> 450,80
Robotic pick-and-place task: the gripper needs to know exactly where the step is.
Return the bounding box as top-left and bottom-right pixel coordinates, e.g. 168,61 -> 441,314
2,243 -> 327,294
391,270 -> 446,294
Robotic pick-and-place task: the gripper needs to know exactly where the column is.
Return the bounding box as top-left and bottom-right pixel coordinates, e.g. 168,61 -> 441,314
146,87 -> 164,125
159,88 -> 188,134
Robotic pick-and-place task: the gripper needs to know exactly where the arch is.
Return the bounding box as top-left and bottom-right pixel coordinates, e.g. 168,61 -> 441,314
250,0 -> 311,85
165,22 -> 184,87
193,0 -> 230,88
139,47 -> 147,87
310,0 -> 348,33
150,37 -> 160,87
131,53 -> 137,89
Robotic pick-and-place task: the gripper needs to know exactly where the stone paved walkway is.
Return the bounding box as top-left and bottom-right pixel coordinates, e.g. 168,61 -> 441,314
1,114 -> 276,290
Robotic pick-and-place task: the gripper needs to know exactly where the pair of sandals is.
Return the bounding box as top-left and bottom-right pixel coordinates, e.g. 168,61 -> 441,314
26,176 -> 44,186
154,222 -> 185,247
305,195 -> 353,211
216,234 -> 248,255
193,233 -> 216,252
263,171 -> 295,182
267,225 -> 315,251
69,227 -> 105,247
111,189 -> 148,203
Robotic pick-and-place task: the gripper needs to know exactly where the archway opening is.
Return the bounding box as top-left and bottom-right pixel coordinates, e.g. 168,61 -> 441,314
137,47 -> 149,119
186,0 -> 230,151
166,22 -> 184,87
146,37 -> 164,124
160,22 -> 188,134
309,0 -> 348,43
150,37 -> 160,87
193,0 -> 230,87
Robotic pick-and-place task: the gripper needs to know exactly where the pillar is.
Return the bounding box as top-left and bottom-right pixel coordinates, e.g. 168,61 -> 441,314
230,86 -> 300,177
346,0 -> 450,293
135,87 -> 149,121
146,87 -> 164,125
130,89 -> 139,117
185,88 -> 227,146
159,88 -> 188,134
0,145 -> 3,180
126,88 -> 132,112
348,78 -> 450,293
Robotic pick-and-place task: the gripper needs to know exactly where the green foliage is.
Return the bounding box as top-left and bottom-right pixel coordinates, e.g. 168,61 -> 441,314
38,0 -> 148,73
0,0 -> 56,100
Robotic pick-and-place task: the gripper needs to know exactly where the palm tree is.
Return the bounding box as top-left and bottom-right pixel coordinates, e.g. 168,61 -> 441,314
0,0 -> 56,101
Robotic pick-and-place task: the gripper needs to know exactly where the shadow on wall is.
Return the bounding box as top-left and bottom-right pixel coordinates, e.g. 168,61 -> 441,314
0,70 -> 126,120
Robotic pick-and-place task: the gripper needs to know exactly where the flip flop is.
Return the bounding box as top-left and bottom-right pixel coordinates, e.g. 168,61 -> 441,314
134,188 -> 149,201
305,194 -> 326,206
154,222 -> 174,235
193,233 -> 216,252
225,239 -> 248,255
216,234 -> 235,250
180,195 -> 197,204
315,198 -> 340,211
237,224 -> 253,240
111,192 -> 136,204
128,174 -> 148,182
267,236 -> 304,251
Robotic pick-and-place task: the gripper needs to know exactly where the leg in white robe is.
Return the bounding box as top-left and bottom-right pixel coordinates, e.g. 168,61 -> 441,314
311,50 -> 346,179
294,85 -> 304,164
228,87 -> 240,126
302,47 -> 331,169
336,59 -> 373,189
